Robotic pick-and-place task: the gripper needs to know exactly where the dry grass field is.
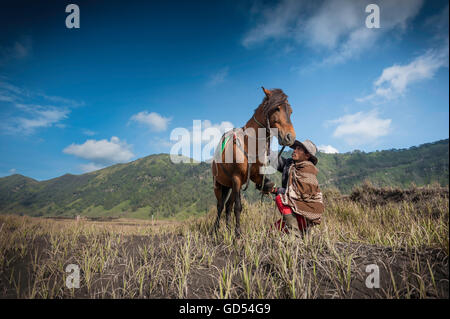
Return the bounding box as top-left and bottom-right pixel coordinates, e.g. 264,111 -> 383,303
0,184 -> 448,299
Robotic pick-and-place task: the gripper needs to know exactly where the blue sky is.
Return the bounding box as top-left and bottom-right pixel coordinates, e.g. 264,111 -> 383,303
0,0 -> 448,180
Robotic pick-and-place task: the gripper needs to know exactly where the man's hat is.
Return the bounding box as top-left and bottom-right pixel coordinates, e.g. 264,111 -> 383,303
290,139 -> 318,165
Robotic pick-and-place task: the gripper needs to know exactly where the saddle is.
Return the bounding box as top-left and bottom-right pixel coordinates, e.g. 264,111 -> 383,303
213,128 -> 273,192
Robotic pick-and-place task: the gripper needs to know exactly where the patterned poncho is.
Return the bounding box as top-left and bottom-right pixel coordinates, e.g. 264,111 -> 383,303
280,160 -> 324,224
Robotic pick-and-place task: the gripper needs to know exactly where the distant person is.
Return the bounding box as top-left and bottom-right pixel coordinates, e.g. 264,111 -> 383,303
270,139 -> 324,235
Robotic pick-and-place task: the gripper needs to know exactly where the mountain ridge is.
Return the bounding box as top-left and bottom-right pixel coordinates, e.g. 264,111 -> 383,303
0,138 -> 448,219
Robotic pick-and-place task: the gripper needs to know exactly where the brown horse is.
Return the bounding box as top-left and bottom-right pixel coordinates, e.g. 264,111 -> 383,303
211,87 -> 296,236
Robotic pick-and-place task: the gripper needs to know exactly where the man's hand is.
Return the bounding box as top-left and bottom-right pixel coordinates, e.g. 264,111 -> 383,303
272,187 -> 286,195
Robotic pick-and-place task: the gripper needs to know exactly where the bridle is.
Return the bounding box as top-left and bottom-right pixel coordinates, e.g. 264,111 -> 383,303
248,112 -> 286,199
252,114 -> 271,136
219,101 -> 287,196
251,112 -> 286,158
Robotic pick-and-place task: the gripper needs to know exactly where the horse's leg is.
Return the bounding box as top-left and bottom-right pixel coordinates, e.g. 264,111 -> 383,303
231,176 -> 243,237
225,189 -> 236,231
234,189 -> 243,237
212,182 -> 230,234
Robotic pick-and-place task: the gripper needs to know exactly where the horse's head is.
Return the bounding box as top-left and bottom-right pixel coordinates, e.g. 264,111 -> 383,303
258,87 -> 296,146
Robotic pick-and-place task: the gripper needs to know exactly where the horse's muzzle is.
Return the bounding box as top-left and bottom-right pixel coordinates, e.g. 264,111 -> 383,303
279,133 -> 295,146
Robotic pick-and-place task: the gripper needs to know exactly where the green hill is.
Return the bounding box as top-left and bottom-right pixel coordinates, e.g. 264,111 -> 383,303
316,139 -> 449,192
0,139 -> 448,219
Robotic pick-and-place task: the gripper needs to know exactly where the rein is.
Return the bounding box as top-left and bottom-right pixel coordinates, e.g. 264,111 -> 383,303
217,108 -> 284,197
252,115 -> 267,131
252,114 -> 286,201
250,114 -> 273,199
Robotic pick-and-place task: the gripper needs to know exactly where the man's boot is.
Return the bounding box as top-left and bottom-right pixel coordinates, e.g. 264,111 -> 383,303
283,213 -> 301,235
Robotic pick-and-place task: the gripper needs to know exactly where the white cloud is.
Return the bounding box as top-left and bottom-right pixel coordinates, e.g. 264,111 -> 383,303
82,129 -> 97,136
0,80 -> 83,135
0,80 -> 83,108
197,120 -> 234,161
207,67 -> 229,86
63,136 -> 134,165
6,104 -> 70,135
37,93 -> 85,108
242,0 -> 423,65
327,109 -> 391,145
357,41 -> 449,102
0,93 -> 15,102
130,111 -> 171,132
424,4 -> 448,38
9,168 -> 17,175
0,37 -> 32,64
303,0 -> 360,49
320,0 -> 423,65
169,120 -> 235,162
200,120 -> 234,138
190,120 -> 234,145
318,145 -> 339,153
79,163 -> 106,173
242,0 -> 304,48
320,27 -> 378,66
151,136 -> 175,149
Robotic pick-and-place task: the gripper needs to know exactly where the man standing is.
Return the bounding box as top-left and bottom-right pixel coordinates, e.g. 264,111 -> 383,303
271,139 -> 324,235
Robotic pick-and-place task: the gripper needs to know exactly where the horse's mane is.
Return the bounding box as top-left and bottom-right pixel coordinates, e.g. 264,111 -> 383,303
255,88 -> 291,117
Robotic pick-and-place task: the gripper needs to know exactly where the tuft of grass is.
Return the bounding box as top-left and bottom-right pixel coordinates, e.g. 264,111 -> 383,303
0,185 -> 448,298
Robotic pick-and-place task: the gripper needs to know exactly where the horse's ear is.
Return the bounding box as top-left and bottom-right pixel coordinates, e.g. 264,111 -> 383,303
262,86 -> 272,98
